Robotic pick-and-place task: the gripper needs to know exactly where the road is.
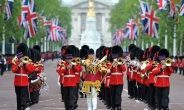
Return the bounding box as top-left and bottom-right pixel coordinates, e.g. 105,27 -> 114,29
0,59 -> 184,110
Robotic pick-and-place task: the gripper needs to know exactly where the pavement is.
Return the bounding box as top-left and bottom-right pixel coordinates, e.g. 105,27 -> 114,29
0,59 -> 184,110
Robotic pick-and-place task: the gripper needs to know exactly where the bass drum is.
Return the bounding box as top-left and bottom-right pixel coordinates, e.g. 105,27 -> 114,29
31,79 -> 42,91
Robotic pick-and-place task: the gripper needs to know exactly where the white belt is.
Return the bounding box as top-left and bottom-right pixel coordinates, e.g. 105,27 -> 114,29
15,74 -> 28,77
64,75 -> 75,77
75,72 -> 79,75
111,72 -> 122,75
106,76 -> 110,78
157,75 -> 169,78
137,72 -> 140,74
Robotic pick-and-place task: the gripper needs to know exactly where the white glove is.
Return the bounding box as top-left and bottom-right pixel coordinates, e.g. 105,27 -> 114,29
31,78 -> 39,83
107,69 -> 111,73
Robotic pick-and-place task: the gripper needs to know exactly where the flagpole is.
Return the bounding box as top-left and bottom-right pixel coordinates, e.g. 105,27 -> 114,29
151,42 -> 153,46
146,41 -> 148,48
44,36 -> 46,52
142,39 -> 144,50
41,38 -> 43,52
173,24 -> 176,56
157,39 -> 160,46
2,26 -> 5,54
27,38 -> 30,48
165,30 -> 168,49
12,43 -> 14,54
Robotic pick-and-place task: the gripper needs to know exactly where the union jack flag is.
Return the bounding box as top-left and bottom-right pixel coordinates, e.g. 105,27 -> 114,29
168,0 -> 176,17
18,0 -> 29,26
5,0 -> 14,20
179,0 -> 184,16
140,0 -> 150,31
156,0 -> 168,10
24,0 -> 38,39
125,19 -> 139,40
144,7 -> 160,38
47,19 -> 57,41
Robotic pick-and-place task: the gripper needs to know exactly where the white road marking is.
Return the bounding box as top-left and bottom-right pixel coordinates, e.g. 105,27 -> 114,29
123,89 -> 128,93
135,100 -> 140,103
39,99 -> 54,102
25,107 -> 30,110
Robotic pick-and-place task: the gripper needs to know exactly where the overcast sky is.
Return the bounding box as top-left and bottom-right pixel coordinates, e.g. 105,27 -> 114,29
62,0 -> 119,3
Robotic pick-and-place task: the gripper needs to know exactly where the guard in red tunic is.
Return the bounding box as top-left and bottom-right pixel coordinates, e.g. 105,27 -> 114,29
145,46 -> 161,109
12,43 -> 35,110
108,46 -> 126,110
127,44 -> 137,99
56,59 -> 65,102
130,47 -> 140,100
152,49 -> 174,110
136,49 -> 144,101
59,47 -> 82,110
172,56 -> 178,73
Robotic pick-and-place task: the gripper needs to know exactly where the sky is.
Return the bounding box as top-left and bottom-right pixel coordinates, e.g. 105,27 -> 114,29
62,0 -> 119,3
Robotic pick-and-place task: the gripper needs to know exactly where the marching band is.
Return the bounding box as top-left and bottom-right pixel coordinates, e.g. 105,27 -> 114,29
11,43 -> 174,110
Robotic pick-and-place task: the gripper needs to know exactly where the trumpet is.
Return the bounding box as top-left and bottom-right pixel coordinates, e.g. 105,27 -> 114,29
163,58 -> 172,66
21,56 -> 30,64
114,57 -> 124,65
141,58 -> 151,70
76,57 -> 81,65
140,70 -> 148,80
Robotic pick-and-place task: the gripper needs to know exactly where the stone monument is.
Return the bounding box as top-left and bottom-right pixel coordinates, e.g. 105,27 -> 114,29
80,0 -> 102,52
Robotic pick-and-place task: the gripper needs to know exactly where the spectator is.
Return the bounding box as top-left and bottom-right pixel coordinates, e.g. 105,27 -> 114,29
0,55 -> 5,76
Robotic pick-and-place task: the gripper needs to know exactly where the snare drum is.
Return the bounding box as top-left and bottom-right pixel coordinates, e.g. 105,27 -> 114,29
31,79 -> 42,91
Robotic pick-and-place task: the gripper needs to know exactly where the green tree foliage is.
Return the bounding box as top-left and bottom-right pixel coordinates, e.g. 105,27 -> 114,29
0,0 -> 71,48
110,0 -> 183,53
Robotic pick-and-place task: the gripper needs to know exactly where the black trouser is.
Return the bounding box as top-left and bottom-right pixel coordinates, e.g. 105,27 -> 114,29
75,83 -> 79,104
137,82 -> 142,100
8,64 -> 11,71
0,65 -> 4,76
179,68 -> 183,75
133,80 -> 137,98
149,83 -> 155,108
60,83 -> 64,101
110,84 -> 123,109
173,67 -> 177,73
35,90 -> 40,102
30,91 -> 36,103
105,87 -> 111,107
15,86 -> 28,109
157,87 -> 170,110
102,83 -> 105,101
142,84 -> 146,101
129,80 -> 134,97
146,85 -> 150,105
63,86 -> 77,110
127,76 -> 130,95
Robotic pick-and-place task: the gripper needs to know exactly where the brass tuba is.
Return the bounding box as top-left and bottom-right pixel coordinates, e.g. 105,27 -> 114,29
21,56 -> 30,64
163,58 -> 172,66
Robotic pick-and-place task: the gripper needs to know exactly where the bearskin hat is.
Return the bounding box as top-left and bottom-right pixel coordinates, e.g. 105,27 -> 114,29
96,46 -> 106,58
33,45 -> 41,52
69,45 -> 79,57
16,43 -> 31,58
81,45 -> 89,51
130,47 -> 140,60
35,49 -> 41,61
111,45 -> 123,59
158,49 -> 169,61
148,46 -> 161,59
88,48 -> 94,54
137,50 -> 144,61
80,48 -> 88,60
29,48 -> 37,61
128,44 -> 136,52
65,47 -> 75,60
179,56 -> 183,60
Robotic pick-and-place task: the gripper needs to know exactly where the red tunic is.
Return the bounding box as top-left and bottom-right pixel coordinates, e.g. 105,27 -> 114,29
145,60 -> 156,84
109,64 -> 126,85
12,62 -> 35,86
60,63 -> 82,87
152,64 -> 174,87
